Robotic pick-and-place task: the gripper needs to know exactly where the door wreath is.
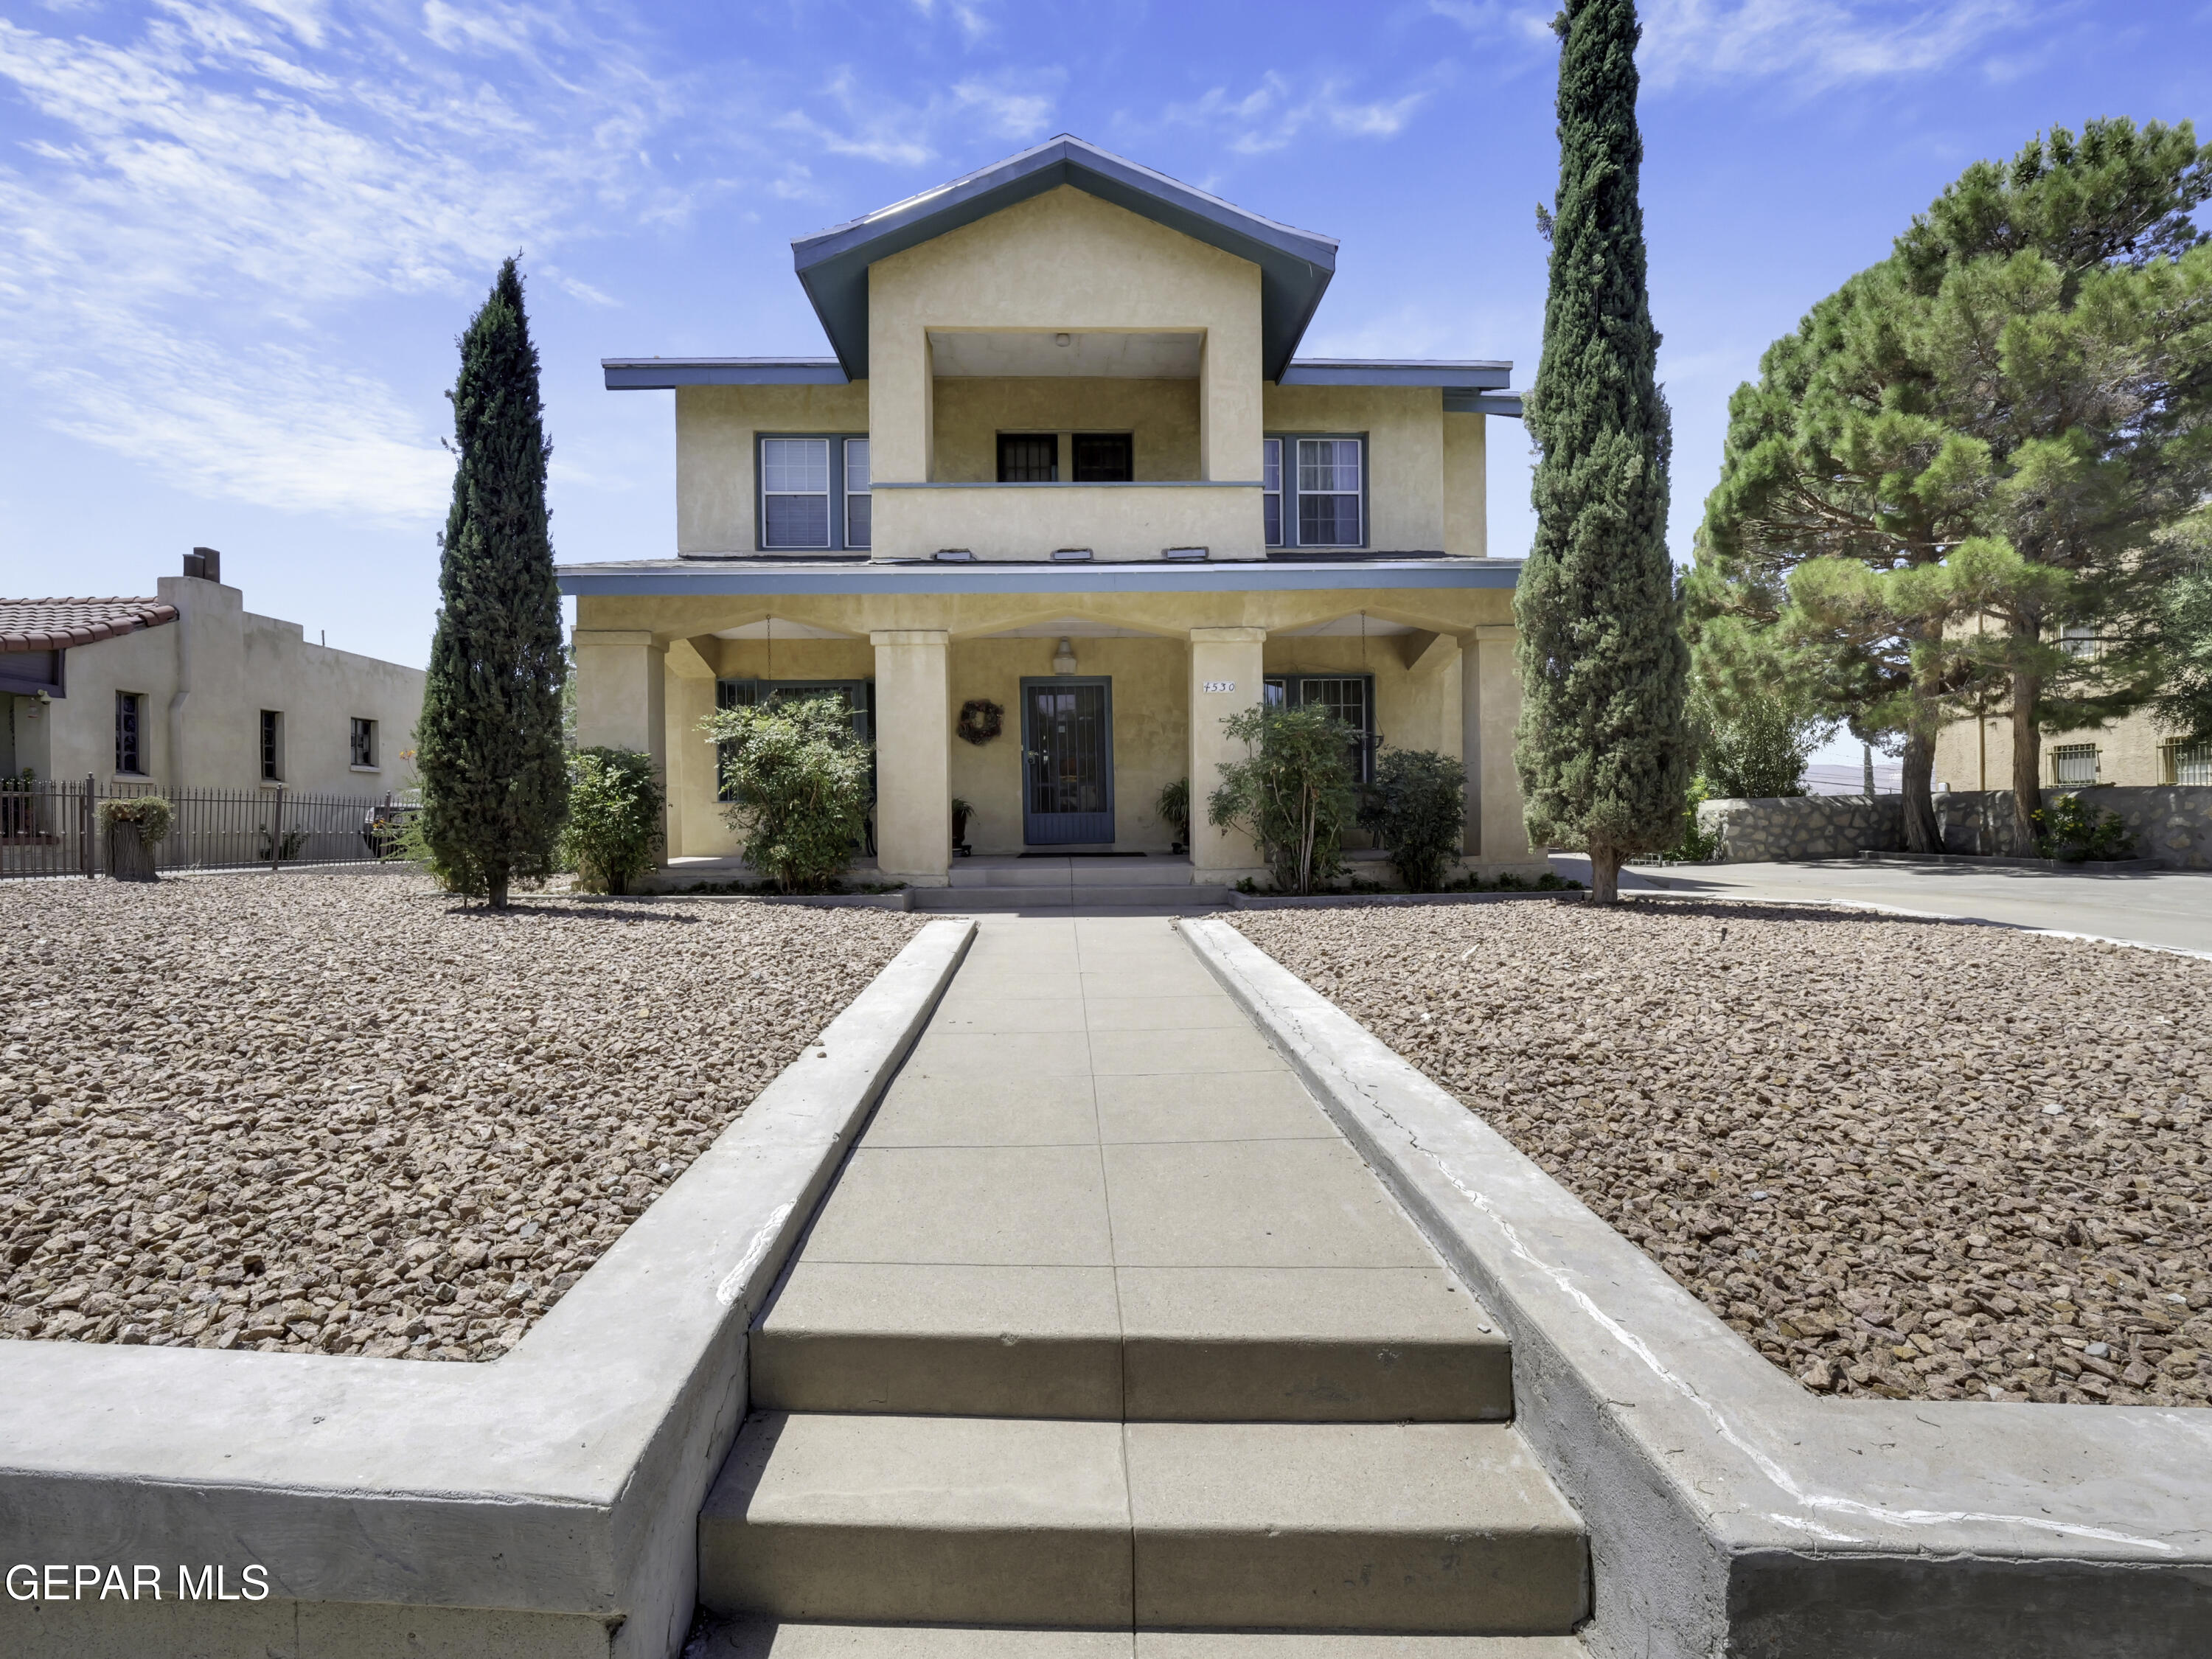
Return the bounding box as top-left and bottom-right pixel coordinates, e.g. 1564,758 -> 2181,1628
957,698 -> 1004,745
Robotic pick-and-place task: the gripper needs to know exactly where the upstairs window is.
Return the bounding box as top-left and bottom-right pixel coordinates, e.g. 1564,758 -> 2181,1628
350,717 -> 377,769
260,710 -> 283,781
759,434 -> 869,551
116,692 -> 145,776
998,433 -> 1058,481
2059,624 -> 2100,660
1071,432 -> 1133,481
1264,434 -> 1366,549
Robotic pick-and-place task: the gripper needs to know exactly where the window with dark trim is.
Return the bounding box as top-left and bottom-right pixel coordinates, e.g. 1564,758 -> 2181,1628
1071,432 -> 1133,481
260,709 -> 282,781
1262,434 -> 1366,549
116,692 -> 145,775
350,717 -> 377,768
997,433 -> 1058,481
758,434 -> 870,550
714,679 -> 876,803
1265,672 -> 1377,782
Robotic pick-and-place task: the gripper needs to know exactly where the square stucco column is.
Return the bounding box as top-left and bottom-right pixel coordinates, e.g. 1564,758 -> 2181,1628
662,638 -> 718,860
1188,627 -> 1267,877
574,630 -> 667,774
871,630 -> 951,886
1461,624 -> 1533,865
868,306 -> 933,486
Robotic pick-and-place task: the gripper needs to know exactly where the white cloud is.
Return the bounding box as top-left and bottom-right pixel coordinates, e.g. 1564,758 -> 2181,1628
1638,0 -> 2031,90
1161,69 -> 1442,157
1427,0 -> 1559,46
909,0 -> 992,46
778,64 -> 1059,170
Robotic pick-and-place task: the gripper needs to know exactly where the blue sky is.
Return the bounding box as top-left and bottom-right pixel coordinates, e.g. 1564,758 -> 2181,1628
3,0 -> 2208,732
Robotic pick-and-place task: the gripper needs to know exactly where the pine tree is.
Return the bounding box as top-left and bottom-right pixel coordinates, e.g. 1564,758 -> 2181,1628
1515,0 -> 1690,904
417,257 -> 568,908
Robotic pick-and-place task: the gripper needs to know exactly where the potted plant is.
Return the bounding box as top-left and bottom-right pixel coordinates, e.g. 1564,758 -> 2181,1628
951,797 -> 975,855
1155,778 -> 1190,854
98,796 -> 173,882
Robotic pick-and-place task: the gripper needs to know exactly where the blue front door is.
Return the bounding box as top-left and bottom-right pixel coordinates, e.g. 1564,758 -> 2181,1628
1021,678 -> 1114,845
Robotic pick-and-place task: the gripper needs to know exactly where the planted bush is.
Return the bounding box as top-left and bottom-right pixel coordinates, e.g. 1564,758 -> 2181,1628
1359,748 -> 1465,892
703,696 -> 874,893
2033,794 -> 2134,863
1206,704 -> 1356,896
97,796 -> 171,883
1155,777 -> 1190,848
563,746 -> 667,894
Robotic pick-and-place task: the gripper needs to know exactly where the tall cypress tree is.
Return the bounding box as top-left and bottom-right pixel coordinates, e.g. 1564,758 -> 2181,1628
417,257 -> 568,909
1515,0 -> 1689,905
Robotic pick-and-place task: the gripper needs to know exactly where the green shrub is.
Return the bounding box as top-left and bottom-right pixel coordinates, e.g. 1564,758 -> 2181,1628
1357,748 -> 1465,892
563,747 -> 667,894
1653,776 -> 1722,863
1206,704 -> 1357,897
703,695 -> 874,894
2033,793 -> 2134,863
1155,777 -> 1191,846
97,796 -> 172,843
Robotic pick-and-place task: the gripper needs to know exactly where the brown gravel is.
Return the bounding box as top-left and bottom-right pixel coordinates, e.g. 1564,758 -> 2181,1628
1,872 -> 920,1362
1234,899 -> 2212,1406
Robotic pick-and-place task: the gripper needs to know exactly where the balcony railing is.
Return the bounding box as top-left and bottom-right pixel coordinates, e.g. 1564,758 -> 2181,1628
869,480 -> 1264,563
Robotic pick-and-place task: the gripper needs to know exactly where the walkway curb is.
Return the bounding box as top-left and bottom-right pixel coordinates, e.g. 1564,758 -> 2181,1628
1179,917 -> 2212,1659
0,919 -> 975,1659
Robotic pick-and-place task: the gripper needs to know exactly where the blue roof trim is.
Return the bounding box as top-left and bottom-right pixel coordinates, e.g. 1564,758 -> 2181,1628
790,135 -> 1338,383
1281,360 -> 1512,392
603,358 -> 849,390
557,559 -> 1521,598
1444,392 -> 1524,417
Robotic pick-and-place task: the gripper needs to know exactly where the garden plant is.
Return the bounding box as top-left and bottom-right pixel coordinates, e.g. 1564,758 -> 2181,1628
1207,703 -> 1357,896
704,695 -> 875,894
563,746 -> 667,895
1358,748 -> 1467,892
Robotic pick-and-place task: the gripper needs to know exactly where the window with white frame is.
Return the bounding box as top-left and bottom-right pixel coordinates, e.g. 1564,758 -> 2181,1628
761,437 -> 832,549
1262,435 -> 1366,549
2163,739 -> 2211,786
2051,742 -> 2099,786
844,437 -> 872,549
2059,623 -> 2099,660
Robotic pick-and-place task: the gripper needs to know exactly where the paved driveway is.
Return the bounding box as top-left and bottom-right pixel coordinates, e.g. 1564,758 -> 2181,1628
1557,855 -> 2212,957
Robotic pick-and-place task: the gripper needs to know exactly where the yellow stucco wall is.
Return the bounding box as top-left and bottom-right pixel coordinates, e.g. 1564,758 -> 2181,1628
1442,411 -> 1488,560
1262,383 -> 1450,552
867,187 -> 1265,486
675,383 -> 872,556
579,584 -> 1535,876
1934,704 -> 2197,791
930,377 -> 1201,481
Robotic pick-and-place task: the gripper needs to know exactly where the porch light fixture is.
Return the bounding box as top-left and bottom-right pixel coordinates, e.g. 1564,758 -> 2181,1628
1051,547 -> 1093,562
1054,333 -> 1072,347
1162,546 -> 1209,561
933,549 -> 975,562
1052,636 -> 1078,675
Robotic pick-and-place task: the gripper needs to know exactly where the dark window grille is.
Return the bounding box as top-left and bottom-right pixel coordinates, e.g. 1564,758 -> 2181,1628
350,717 -> 375,768
1071,432 -> 1133,481
997,434 -> 1058,481
260,710 -> 282,781
714,679 -> 875,804
115,692 -> 144,775
1264,672 -> 1377,782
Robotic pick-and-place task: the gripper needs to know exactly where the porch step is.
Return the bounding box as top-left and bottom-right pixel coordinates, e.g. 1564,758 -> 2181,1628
912,885 -> 1234,912
698,1413 -> 1587,1634
950,858 -> 1200,890
752,1261 -> 1512,1422
693,1620 -> 1587,1657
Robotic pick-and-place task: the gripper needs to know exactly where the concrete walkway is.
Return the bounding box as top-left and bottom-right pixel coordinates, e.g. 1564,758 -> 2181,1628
698,917 -> 1587,1655
1601,856 -> 2212,956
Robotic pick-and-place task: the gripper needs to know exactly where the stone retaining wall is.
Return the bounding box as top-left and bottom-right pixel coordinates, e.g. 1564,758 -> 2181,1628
1697,786 -> 2212,869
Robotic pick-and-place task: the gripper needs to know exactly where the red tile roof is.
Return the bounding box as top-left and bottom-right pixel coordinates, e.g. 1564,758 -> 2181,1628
0,597 -> 179,653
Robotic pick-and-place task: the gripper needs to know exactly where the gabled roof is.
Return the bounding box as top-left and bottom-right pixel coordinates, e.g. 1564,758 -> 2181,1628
1,597 -> 178,653
790,135 -> 1339,383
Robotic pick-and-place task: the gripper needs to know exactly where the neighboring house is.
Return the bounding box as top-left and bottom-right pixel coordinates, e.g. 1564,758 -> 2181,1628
1,550 -> 425,797
561,135 -> 1539,886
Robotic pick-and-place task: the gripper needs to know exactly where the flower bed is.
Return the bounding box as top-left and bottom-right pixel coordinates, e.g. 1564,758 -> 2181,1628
1,872 -> 921,1360
1233,900 -> 2212,1405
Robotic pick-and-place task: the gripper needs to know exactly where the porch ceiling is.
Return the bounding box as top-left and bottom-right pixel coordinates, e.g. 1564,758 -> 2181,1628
1275,612 -> 1419,637
928,330 -> 1202,380
712,619 -> 855,640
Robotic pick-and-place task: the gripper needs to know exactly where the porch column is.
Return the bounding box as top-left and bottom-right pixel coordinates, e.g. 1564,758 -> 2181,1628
1461,622 -> 1531,864
573,630 -> 667,773
871,629 -> 951,886
1188,626 -> 1267,877
662,637 -> 719,860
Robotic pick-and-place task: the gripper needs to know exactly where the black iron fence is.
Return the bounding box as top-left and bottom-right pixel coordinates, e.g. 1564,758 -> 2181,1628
0,777 -> 419,880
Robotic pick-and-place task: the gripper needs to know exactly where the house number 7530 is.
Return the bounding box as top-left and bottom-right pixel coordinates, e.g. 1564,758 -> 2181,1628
1202,680 -> 1236,693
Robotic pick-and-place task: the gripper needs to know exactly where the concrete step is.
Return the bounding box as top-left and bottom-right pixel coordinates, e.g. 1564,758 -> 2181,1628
694,1621 -> 1586,1657
700,1414 -> 1587,1634
951,859 -> 1200,890
753,1262 -> 1512,1421
914,886 -> 1235,912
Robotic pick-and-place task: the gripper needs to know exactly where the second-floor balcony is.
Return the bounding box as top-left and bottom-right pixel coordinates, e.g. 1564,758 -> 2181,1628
872,479 -> 1263,563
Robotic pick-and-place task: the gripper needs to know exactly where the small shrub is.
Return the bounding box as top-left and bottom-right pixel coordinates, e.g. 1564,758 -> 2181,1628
1207,704 -> 1357,897
1358,748 -> 1465,892
1155,777 -> 1190,846
951,796 -> 975,849
563,746 -> 667,894
1653,776 -> 1721,863
703,695 -> 874,894
96,796 -> 173,843
2033,793 -> 2134,863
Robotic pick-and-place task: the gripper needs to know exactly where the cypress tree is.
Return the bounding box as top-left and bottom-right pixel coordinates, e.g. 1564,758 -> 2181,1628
417,257 -> 568,908
1515,0 -> 1690,904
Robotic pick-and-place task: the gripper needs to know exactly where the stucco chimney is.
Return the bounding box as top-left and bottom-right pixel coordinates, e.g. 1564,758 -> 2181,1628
184,546 -> 222,582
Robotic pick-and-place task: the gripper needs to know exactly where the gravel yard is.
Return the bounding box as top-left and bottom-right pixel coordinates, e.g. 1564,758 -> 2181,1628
1234,900 -> 2212,1406
1,873 -> 920,1361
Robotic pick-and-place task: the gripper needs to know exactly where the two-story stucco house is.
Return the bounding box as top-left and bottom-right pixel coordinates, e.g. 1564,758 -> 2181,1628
560,136 -> 1537,895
